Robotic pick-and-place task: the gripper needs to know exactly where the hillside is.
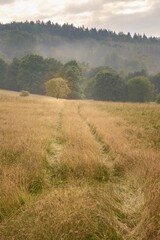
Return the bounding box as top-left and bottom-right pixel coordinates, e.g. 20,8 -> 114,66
0,21 -> 160,74
0,90 -> 160,239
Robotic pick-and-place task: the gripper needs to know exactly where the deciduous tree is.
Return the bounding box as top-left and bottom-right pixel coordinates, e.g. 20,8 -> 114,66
93,71 -> 125,101
45,77 -> 70,99
127,76 -> 153,102
0,58 -> 7,89
61,61 -> 82,99
17,54 -> 45,93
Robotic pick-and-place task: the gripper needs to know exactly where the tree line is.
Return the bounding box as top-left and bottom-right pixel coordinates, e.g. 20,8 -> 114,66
0,21 -> 159,43
0,54 -> 160,102
1,22 -> 160,74
0,55 -> 82,99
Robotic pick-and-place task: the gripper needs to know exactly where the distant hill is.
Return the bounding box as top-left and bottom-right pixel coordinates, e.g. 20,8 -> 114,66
0,21 -> 160,74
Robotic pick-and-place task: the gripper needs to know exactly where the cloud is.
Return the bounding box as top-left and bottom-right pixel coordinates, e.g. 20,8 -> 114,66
63,0 -> 106,14
0,0 -> 159,36
0,0 -> 16,4
94,0 -> 160,36
63,0 -> 147,15
61,0 -> 160,36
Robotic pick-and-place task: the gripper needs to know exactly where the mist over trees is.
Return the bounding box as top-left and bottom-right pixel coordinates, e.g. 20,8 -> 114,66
0,21 -> 160,74
0,53 -> 159,102
0,54 -> 83,99
0,21 -> 160,102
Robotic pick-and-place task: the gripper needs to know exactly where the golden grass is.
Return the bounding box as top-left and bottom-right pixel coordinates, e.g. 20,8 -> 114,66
0,90 -> 160,240
53,101 -> 109,182
0,90 -> 61,220
1,186 -> 124,240
79,101 -> 160,239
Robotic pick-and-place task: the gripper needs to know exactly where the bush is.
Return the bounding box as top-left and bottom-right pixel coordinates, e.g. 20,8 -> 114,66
156,94 -> 160,103
20,90 -> 29,97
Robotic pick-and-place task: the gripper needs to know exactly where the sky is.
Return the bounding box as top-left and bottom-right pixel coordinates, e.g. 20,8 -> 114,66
0,0 -> 159,37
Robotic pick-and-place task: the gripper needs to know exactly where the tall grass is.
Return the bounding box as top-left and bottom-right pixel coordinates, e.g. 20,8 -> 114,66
79,101 -> 160,239
0,91 -> 60,221
0,90 -> 159,239
52,101 -> 109,183
1,186 -> 124,240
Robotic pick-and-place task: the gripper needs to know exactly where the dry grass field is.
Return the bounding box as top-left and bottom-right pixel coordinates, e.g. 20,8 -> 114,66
0,89 -> 160,240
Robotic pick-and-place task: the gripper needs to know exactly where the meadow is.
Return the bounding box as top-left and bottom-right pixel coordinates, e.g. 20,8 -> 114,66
0,89 -> 160,240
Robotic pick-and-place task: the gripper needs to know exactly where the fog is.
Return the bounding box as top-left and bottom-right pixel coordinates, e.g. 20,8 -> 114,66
1,31 -> 160,74
35,34 -> 160,74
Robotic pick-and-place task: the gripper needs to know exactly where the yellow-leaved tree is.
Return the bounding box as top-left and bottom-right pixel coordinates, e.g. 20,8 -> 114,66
45,77 -> 71,99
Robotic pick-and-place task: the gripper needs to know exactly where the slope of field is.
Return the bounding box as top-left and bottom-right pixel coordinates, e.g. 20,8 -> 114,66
0,90 -> 160,240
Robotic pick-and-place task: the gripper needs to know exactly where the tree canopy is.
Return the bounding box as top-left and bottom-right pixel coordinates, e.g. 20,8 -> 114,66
0,21 -> 159,43
0,53 -> 158,103
17,54 -> 46,93
45,77 -> 70,99
61,61 -> 82,99
127,76 -> 153,102
92,71 -> 125,101
0,58 -> 7,89
151,73 -> 160,95
5,58 -> 20,91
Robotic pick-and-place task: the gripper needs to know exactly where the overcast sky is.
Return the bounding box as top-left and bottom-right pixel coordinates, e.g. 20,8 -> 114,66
0,0 -> 159,37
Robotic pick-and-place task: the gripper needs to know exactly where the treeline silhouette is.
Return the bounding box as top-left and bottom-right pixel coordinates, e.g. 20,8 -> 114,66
0,21 -> 159,43
1,21 -> 160,75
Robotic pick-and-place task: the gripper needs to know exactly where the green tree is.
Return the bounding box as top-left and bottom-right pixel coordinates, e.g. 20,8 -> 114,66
44,58 -> 63,80
17,54 -> 46,94
84,79 -> 95,99
93,71 -> 125,101
127,76 -> 153,102
0,58 -> 8,89
64,60 -> 81,71
45,77 -> 70,98
5,58 -> 20,91
151,73 -> 160,95
86,66 -> 114,80
126,69 -> 147,80
61,61 -> 82,99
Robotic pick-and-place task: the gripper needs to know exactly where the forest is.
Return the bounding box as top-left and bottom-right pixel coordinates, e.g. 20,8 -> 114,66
0,21 -> 160,102
0,21 -> 160,74
0,54 -> 160,102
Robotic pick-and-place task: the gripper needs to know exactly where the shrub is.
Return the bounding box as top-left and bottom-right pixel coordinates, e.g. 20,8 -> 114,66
20,90 -> 29,97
